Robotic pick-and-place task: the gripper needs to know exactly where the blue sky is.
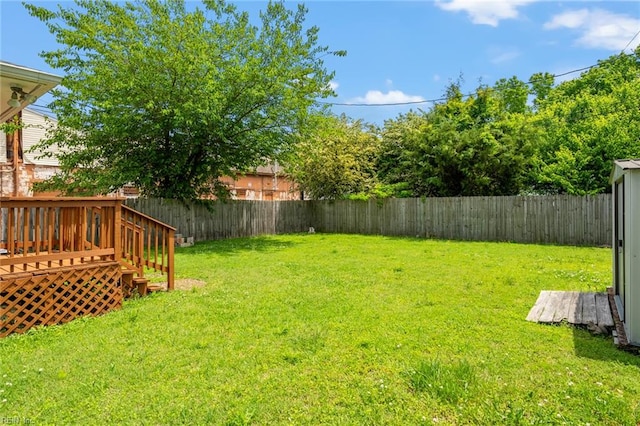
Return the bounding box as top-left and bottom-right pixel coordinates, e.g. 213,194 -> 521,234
1,1 -> 639,124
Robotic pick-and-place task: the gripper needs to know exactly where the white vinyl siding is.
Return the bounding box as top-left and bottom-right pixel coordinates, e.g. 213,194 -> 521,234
21,109 -> 59,166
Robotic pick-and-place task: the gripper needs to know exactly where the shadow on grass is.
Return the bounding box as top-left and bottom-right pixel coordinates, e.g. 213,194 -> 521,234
572,327 -> 640,366
175,235 -> 298,257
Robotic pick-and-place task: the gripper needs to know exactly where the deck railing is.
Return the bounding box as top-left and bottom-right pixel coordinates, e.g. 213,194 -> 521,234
121,205 -> 175,290
0,198 -> 121,274
0,197 -> 175,290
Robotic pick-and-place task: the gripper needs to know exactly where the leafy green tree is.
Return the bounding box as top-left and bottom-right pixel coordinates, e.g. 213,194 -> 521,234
376,111 -> 425,194
532,47 -> 640,194
493,76 -> 529,114
528,72 -> 555,109
286,113 -> 380,199
26,0 -> 344,201
378,80 -> 538,197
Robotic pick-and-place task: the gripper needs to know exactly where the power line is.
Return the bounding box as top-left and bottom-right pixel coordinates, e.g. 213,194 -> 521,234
322,98 -> 445,107
28,105 -> 55,114
622,27 -> 640,53
319,52 -> 635,107
551,64 -> 598,78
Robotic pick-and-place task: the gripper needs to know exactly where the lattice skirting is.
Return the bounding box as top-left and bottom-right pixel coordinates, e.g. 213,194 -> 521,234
1,262 -> 123,337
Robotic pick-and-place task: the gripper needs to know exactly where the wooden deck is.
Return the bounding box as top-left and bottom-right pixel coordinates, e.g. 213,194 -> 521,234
526,291 -> 614,329
1,197 -> 175,337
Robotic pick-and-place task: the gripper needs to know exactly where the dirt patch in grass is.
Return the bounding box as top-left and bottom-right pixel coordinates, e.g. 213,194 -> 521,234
153,278 -> 207,291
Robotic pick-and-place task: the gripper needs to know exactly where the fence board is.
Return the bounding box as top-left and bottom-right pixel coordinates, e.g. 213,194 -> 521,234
124,195 -> 612,246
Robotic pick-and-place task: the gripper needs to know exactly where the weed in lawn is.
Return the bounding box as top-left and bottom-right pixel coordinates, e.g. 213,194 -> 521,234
406,359 -> 478,404
290,326 -> 326,354
504,276 -> 516,286
358,341 -> 372,349
224,410 -> 255,426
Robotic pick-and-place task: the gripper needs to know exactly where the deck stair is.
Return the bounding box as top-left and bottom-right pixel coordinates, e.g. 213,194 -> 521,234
120,204 -> 175,296
120,268 -> 151,297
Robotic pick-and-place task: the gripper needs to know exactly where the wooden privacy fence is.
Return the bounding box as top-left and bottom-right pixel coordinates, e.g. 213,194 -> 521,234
0,197 -> 175,337
310,195 -> 612,246
127,194 -> 612,247
125,198 -> 311,242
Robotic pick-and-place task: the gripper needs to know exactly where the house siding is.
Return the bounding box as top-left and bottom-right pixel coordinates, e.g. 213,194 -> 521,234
21,109 -> 59,166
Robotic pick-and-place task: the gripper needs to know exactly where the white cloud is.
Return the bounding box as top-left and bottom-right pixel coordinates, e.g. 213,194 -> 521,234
328,81 -> 339,91
350,90 -> 425,105
436,0 -> 537,27
544,9 -> 588,30
488,47 -> 521,64
544,9 -> 640,51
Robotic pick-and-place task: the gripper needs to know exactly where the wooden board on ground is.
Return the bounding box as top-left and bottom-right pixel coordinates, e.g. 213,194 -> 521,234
595,293 -> 614,327
526,290 -> 613,331
526,291 -> 551,322
566,291 -> 581,324
580,293 -> 598,324
539,291 -> 562,323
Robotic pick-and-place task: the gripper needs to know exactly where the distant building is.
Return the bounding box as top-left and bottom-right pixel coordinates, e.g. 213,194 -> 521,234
120,164 -> 300,201
220,164 -> 300,201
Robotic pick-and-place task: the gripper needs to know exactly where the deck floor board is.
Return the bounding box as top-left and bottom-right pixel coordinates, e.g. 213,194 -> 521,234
1,253 -> 111,276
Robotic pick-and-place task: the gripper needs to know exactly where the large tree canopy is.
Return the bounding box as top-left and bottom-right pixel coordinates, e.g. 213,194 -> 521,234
26,0 -> 343,200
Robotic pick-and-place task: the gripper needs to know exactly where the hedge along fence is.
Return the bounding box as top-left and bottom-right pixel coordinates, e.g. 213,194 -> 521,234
125,194 -> 612,247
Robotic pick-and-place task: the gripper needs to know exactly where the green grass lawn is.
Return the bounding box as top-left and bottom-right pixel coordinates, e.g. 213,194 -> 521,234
1,234 -> 639,425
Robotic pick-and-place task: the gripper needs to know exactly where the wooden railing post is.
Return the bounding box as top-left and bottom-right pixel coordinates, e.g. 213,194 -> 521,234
167,228 -> 175,290
136,225 -> 143,277
113,199 -> 122,265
